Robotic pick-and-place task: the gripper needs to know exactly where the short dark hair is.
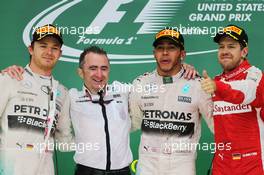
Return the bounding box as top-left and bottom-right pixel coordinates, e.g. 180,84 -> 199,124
79,46 -> 108,68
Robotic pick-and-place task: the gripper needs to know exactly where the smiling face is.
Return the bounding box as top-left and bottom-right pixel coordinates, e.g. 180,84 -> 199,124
28,36 -> 62,76
78,52 -> 110,94
218,36 -> 248,73
153,40 -> 186,76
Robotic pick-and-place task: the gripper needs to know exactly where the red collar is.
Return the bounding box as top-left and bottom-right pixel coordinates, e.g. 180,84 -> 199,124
216,60 -> 251,81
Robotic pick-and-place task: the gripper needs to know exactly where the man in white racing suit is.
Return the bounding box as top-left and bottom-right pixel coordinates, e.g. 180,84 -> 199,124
129,28 -> 213,175
0,24 -> 73,175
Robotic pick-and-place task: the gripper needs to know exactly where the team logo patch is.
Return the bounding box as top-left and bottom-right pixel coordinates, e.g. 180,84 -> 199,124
21,81 -> 32,89
182,84 -> 191,94
56,89 -> 62,97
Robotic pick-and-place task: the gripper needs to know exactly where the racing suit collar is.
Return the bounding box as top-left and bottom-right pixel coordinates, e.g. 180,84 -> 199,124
24,64 -> 56,91
25,64 -> 52,80
220,59 -> 251,81
155,67 -> 185,84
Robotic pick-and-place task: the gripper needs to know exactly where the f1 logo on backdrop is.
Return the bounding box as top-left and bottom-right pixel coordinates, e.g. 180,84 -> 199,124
88,0 -> 178,35
23,0 -> 215,64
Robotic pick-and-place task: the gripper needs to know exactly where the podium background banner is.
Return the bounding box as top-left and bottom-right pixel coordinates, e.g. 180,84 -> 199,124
0,0 -> 264,174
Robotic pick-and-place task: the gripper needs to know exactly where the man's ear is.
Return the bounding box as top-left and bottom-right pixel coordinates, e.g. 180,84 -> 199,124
153,49 -> 158,60
28,45 -> 33,56
180,50 -> 186,60
241,47 -> 248,58
77,68 -> 84,79
59,49 -> 62,58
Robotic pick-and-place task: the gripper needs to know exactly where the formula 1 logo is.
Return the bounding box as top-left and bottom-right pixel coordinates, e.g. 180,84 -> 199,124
23,0 -> 216,64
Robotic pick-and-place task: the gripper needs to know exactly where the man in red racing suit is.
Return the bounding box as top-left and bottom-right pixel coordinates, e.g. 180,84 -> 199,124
201,25 -> 264,175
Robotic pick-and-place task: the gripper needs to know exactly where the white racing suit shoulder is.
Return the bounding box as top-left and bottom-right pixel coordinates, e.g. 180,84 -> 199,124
129,71 -> 155,131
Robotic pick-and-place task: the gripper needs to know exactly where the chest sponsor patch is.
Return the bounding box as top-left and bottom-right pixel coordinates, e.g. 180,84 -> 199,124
143,110 -> 192,121
8,115 -> 56,134
113,94 -> 121,98
213,101 -> 252,115
178,96 -> 192,103
141,119 -> 195,137
144,102 -> 154,107
141,96 -> 159,99
17,91 -> 38,96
